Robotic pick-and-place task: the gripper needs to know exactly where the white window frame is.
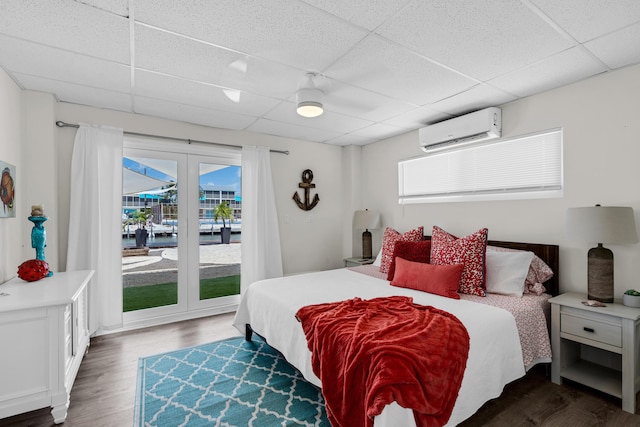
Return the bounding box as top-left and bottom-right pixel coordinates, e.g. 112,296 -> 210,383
398,128 -> 563,204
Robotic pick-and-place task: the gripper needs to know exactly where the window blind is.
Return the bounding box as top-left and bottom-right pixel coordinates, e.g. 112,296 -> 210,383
398,129 -> 563,204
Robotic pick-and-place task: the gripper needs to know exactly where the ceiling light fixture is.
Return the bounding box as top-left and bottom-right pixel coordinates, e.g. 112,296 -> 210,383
296,73 -> 324,118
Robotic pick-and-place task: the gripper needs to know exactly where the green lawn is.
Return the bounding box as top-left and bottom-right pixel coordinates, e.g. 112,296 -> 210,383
123,275 -> 240,312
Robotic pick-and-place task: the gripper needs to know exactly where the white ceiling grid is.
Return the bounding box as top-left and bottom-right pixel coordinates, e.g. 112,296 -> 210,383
0,0 -> 638,146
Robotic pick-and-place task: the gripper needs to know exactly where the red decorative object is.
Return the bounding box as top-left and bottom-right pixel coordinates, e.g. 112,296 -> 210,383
17,259 -> 50,282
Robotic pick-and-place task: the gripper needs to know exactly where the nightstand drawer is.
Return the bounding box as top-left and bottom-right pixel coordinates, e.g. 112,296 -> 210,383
561,313 -> 621,348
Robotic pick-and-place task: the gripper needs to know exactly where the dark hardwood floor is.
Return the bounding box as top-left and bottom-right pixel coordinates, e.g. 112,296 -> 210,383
460,365 -> 640,426
1,313 -> 241,427
2,313 -> 639,426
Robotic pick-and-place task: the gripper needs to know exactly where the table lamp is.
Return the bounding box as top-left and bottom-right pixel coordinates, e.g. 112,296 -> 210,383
565,205 -> 638,302
353,209 -> 381,259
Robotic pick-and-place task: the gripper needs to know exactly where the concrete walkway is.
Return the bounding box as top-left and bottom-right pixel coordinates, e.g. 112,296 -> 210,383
122,243 -> 241,287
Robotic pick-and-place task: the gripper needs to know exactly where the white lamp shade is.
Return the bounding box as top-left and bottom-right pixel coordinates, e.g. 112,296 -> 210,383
353,210 -> 381,230
566,206 -> 638,244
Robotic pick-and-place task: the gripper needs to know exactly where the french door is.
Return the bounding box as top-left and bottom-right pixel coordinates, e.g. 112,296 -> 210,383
122,136 -> 241,326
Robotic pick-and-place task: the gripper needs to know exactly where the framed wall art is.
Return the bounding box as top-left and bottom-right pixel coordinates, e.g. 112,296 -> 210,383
0,160 -> 16,218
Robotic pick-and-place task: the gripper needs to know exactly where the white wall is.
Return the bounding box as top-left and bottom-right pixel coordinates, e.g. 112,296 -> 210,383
362,64 -> 640,297
53,102 -> 345,275
5,63 -> 640,295
341,144 -> 364,258
0,69 -> 22,282
21,92 -> 58,267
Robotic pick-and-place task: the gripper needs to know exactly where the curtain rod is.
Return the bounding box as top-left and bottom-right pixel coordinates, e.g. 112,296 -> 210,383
55,121 -> 290,155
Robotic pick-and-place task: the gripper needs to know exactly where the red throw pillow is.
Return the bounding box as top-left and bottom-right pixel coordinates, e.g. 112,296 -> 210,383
387,240 -> 432,281
430,226 -> 488,297
391,257 -> 462,299
379,226 -> 424,273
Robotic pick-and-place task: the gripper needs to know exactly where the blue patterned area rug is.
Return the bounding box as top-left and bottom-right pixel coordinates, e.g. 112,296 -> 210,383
134,336 -> 330,427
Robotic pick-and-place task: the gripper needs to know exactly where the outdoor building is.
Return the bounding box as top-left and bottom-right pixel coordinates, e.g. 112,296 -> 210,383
122,184 -> 241,224
200,184 -> 241,220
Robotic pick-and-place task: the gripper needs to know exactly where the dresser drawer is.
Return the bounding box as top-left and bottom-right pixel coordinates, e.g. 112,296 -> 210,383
561,313 -> 621,348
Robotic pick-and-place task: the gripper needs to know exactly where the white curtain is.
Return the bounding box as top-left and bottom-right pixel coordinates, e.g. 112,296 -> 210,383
67,124 -> 124,334
241,145 -> 283,293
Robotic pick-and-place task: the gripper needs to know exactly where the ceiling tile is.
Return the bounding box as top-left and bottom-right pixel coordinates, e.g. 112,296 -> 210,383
134,24 -> 302,98
265,100 -> 373,134
378,0 -> 573,81
320,79 -> 418,122
134,0 -> 368,71
247,118 -> 342,143
324,133 -> 376,146
531,0 -> 640,43
78,0 -> 129,16
14,73 -> 132,112
0,0 -> 130,64
0,36 -> 131,92
350,122 -> 407,140
324,35 -> 477,105
134,70 -> 281,116
428,84 -> 517,116
134,96 -> 258,130
1,0 -> 639,146
381,106 -> 452,129
488,47 -> 607,98
300,0 -> 412,31
585,23 -> 640,69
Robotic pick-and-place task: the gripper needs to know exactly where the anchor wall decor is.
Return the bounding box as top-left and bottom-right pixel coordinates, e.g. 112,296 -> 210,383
293,169 -> 320,211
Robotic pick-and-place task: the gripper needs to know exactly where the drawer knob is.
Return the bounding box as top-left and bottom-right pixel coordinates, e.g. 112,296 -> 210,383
583,327 -> 595,333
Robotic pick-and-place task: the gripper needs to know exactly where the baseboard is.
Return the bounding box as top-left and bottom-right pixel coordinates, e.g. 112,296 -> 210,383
92,303 -> 239,336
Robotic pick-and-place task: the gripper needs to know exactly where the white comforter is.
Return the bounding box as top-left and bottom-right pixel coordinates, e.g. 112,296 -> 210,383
233,268 -> 526,427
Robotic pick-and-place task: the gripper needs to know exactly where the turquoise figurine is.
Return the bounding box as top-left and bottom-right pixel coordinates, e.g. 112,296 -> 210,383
28,215 -> 53,276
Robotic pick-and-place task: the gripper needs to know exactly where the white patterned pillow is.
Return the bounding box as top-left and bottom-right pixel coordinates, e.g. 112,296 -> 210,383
430,226 -> 488,297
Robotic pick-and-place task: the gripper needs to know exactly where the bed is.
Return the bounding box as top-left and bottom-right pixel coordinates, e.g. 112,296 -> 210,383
233,238 -> 559,427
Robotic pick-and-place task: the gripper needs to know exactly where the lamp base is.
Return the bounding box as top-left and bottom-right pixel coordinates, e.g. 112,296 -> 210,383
587,244 -> 614,303
362,230 -> 372,259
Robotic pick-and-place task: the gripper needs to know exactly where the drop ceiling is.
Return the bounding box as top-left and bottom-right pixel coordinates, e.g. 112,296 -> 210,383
1,0 -> 639,146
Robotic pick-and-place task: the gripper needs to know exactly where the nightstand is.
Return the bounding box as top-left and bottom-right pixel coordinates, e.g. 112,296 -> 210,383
344,257 -> 375,267
549,292 -> 640,413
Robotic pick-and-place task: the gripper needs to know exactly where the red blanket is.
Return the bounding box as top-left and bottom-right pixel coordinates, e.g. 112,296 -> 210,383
296,296 -> 469,427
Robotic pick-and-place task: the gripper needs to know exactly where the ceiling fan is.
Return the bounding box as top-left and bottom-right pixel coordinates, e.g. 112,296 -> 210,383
295,71 -> 389,119
219,56 -> 386,116
296,72 -> 325,118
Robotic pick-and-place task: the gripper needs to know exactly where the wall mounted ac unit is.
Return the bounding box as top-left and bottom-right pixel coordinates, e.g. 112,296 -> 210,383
419,107 -> 501,152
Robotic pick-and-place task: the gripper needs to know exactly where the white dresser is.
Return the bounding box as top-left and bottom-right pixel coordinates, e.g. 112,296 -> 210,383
0,270 -> 94,424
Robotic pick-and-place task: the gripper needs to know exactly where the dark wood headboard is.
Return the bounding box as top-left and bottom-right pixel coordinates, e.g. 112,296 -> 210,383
424,237 -> 560,296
